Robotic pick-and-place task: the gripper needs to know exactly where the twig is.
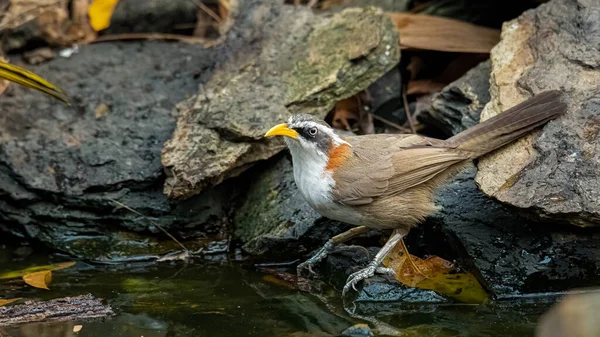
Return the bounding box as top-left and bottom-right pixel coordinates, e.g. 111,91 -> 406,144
369,113 -> 412,133
107,198 -> 189,252
191,0 -> 222,24
402,84 -> 417,134
90,33 -> 211,45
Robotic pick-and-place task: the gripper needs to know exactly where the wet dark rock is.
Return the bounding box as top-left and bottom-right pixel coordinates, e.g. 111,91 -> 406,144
0,41 -> 233,261
433,165 -> 600,299
1,0 -> 328,260
355,278 -> 449,305
365,67 -> 405,126
234,154 -> 351,258
475,0 -> 600,227
161,5 -> 401,199
416,60 -> 491,137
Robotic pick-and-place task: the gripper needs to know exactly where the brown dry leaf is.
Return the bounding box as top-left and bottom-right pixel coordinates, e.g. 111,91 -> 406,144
88,0 -> 119,31
388,13 -> 500,53
0,298 -> 22,307
23,270 -> 52,290
383,243 -> 489,303
73,325 -> 83,333
385,244 -> 454,287
331,93 -> 374,135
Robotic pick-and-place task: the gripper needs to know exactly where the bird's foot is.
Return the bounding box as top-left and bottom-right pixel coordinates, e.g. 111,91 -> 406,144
342,263 -> 396,296
297,240 -> 333,277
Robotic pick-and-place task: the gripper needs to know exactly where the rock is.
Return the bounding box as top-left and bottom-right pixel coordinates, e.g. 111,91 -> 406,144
161,5 -> 401,199
434,165 -> 600,299
0,41 -> 233,261
536,291 -> 600,337
417,60 -> 491,137
234,154 -> 351,258
474,0 -> 600,227
0,0 -> 325,260
0,294 -> 113,326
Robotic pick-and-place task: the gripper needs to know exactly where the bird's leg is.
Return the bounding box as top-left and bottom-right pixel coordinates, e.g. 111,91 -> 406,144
297,226 -> 369,277
342,229 -> 404,296
399,237 -> 426,277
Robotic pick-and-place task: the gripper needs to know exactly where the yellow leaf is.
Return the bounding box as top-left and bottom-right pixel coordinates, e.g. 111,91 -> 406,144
383,243 -> 489,304
0,298 -> 22,307
23,270 -> 52,290
88,0 -> 119,31
416,272 -> 489,304
0,261 -> 75,280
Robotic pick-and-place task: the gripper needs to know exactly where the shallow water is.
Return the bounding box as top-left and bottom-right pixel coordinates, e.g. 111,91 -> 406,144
0,246 -> 557,337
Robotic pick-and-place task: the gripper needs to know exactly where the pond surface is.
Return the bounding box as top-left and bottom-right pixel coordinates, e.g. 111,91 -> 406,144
0,246 -> 558,337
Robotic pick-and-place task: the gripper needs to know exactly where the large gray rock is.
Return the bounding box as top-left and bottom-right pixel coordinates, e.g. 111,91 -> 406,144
475,0 -> 600,228
0,41 -> 231,261
161,5 -> 401,199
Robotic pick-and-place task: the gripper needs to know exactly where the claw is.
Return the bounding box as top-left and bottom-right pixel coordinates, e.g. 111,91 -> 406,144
342,265 -> 398,296
297,240 -> 334,277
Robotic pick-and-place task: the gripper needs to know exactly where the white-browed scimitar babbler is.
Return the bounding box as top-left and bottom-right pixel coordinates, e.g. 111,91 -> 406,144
265,90 -> 567,295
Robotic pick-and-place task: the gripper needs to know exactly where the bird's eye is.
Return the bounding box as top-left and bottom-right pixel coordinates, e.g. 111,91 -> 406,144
307,127 -> 318,137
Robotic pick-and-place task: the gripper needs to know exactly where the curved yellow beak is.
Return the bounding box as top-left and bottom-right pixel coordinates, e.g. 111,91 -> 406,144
264,123 -> 299,139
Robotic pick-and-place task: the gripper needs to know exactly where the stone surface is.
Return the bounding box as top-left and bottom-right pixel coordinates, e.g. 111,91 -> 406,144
475,0 -> 600,227
434,165 -> 600,299
1,0 -> 336,260
161,5 -> 401,199
417,60 -> 491,137
234,154 -> 351,258
0,41 -> 233,261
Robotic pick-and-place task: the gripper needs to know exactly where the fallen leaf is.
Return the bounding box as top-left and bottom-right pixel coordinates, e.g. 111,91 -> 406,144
383,243 -> 488,304
88,0 -> 119,31
388,13 -> 500,53
73,324 -> 83,333
23,270 -> 52,290
330,92 -> 374,135
0,298 -> 22,307
0,261 -> 75,280
416,272 -> 488,304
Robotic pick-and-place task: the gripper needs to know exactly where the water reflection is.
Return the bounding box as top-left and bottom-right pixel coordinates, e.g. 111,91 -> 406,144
0,250 -> 558,337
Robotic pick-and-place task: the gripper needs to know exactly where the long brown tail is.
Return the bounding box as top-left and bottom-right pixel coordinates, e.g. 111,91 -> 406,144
446,90 -> 567,158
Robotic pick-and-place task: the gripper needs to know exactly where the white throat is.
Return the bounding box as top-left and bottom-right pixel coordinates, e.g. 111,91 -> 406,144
285,137 -> 362,226
285,138 -> 334,210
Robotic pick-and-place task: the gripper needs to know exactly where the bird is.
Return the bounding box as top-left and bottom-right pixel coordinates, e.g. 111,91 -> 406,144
264,90 -> 567,295
0,61 -> 70,104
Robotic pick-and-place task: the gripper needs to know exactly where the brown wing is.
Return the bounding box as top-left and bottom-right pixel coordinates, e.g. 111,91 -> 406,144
332,134 -> 470,205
